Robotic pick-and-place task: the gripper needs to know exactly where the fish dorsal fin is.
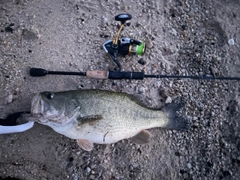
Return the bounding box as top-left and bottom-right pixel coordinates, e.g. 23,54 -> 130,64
77,139 -> 94,151
129,130 -> 152,144
77,115 -> 103,126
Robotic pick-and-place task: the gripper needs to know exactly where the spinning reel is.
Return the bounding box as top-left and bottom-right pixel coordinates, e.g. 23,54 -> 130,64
103,14 -> 145,71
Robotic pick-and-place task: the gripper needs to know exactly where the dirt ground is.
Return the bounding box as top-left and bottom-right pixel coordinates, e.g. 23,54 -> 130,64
0,0 -> 239,179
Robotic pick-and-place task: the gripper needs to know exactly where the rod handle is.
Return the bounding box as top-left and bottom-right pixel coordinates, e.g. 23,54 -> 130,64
86,70 -> 109,79
86,70 -> 145,80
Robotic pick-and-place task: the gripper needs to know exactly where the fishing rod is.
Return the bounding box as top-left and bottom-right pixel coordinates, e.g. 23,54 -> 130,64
30,68 -> 240,81
29,13 -> 240,81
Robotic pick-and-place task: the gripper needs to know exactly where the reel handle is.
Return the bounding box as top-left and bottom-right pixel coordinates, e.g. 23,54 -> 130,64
115,14 -> 132,24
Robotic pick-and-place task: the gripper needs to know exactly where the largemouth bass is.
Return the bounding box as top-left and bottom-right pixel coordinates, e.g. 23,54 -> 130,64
27,89 -> 188,151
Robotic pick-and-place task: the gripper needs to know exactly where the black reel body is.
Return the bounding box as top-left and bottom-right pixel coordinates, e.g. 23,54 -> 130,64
103,38 -> 145,56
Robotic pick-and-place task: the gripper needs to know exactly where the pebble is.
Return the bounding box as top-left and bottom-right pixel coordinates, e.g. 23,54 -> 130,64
86,167 -> 91,173
5,93 -> 13,104
138,58 -> 146,65
227,39 -> 235,45
169,28 -> 177,36
89,175 -> 95,180
165,96 -> 172,104
102,16 -> 108,23
159,89 -> 168,98
199,88 -> 204,93
169,81 -> 173,88
137,86 -> 146,94
22,29 -> 38,41
211,112 -> 215,116
187,163 -> 192,169
193,117 -> 198,121
145,38 -> 153,49
154,81 -> 161,88
100,32 -> 111,38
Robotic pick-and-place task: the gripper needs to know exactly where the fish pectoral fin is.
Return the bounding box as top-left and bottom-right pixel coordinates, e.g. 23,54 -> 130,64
77,139 -> 94,151
77,115 -> 103,126
129,130 -> 152,145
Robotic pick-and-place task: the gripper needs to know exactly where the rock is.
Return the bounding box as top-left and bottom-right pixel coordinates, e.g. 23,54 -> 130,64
22,29 -> 38,41
100,32 -> 111,38
4,93 -> 13,104
138,58 -> 146,65
227,39 -> 234,45
187,163 -> 192,169
159,89 -> 168,98
165,96 -> 172,104
5,24 -> 14,33
193,117 -> 198,121
181,24 -> 188,30
137,86 -> 146,94
237,156 -> 240,161
199,88 -> 204,93
89,175 -> 95,180
169,28 -> 177,36
86,167 -> 91,174
145,38 -> 153,49
154,81 -> 161,88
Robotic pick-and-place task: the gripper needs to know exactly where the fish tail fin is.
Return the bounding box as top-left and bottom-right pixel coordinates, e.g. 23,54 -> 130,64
163,97 -> 189,130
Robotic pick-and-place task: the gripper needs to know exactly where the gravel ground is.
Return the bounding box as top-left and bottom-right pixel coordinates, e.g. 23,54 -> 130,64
0,0 -> 239,179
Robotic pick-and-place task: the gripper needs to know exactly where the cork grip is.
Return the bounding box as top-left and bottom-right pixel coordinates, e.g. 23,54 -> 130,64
86,70 -> 109,79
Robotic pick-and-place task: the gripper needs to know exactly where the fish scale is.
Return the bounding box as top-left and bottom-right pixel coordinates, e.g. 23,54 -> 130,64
77,96 -> 166,137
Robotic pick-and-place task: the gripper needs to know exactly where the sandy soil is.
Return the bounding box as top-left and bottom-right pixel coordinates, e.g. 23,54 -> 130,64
0,0 -> 239,179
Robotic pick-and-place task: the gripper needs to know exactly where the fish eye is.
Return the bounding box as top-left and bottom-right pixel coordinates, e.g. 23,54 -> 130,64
45,92 -> 54,99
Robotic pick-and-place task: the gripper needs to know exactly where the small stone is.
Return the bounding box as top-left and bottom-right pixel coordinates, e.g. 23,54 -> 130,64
193,117 -> 198,121
169,28 -> 177,36
187,163 -> 192,169
199,88 -> 204,93
165,96 -> 172,104
86,167 -> 91,173
228,39 -> 235,46
192,122 -> 199,128
181,24 -> 187,30
169,81 -> 173,88
89,175 -> 95,180
100,32 -> 111,38
138,58 -> 146,65
22,29 -> 38,41
145,38 -> 153,49
5,26 -> 14,33
5,94 -> 13,104
175,151 -> 181,156
137,86 -> 146,94
159,89 -> 168,98
154,81 -> 161,88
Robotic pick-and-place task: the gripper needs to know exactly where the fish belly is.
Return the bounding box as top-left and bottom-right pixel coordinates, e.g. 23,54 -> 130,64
54,111 -> 166,144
